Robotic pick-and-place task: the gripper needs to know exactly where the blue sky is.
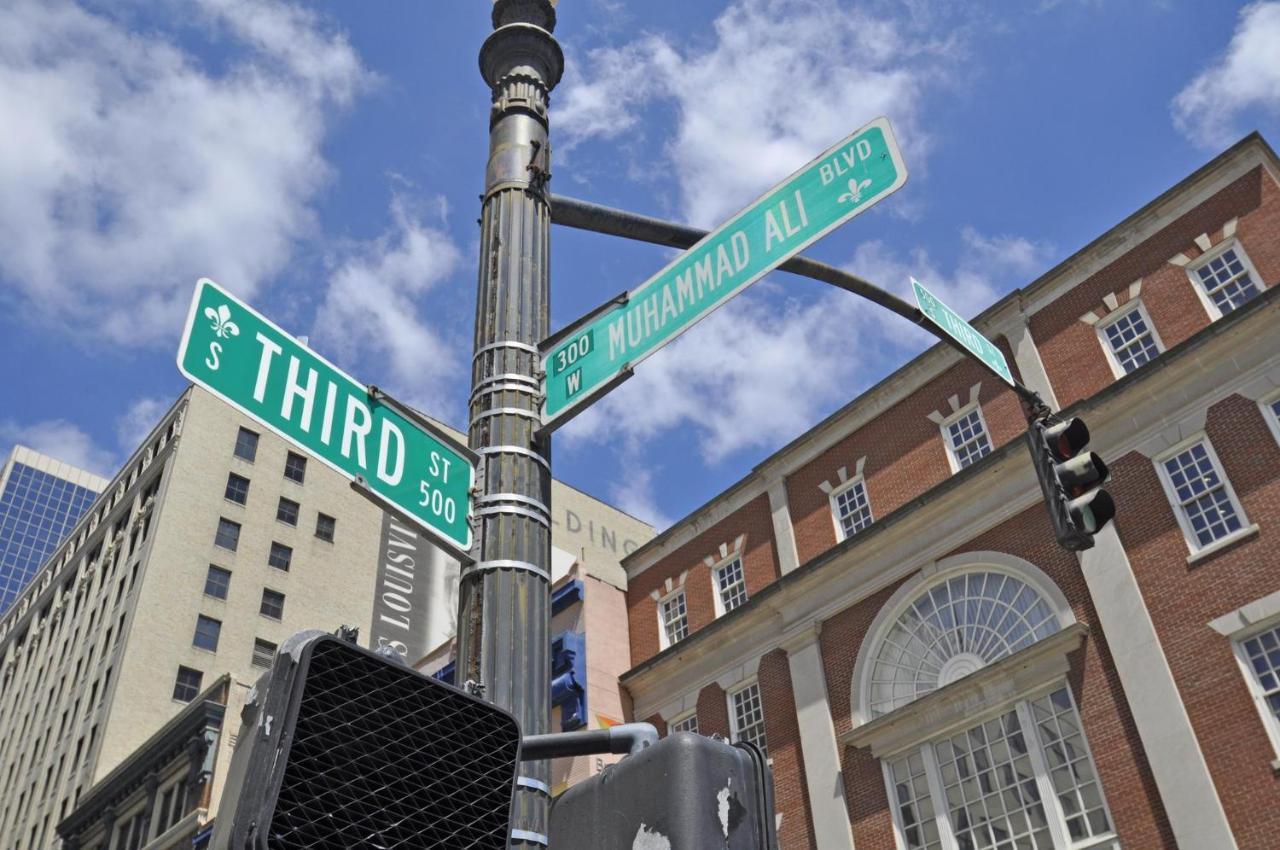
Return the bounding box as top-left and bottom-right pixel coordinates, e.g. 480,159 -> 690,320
1,0 -> 1278,530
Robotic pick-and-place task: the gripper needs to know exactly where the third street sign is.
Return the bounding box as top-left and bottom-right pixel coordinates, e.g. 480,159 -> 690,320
177,278 -> 476,555
911,276 -> 1015,387
540,116 -> 908,428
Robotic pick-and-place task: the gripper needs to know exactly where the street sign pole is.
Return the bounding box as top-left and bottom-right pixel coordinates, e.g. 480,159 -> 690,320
460,2 -> 562,846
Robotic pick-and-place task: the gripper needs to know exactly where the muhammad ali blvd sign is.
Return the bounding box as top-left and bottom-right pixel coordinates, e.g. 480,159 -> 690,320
539,117 -> 908,429
177,278 -> 476,556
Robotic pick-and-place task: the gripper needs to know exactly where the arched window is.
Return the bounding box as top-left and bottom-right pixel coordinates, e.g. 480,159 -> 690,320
868,571 -> 1061,717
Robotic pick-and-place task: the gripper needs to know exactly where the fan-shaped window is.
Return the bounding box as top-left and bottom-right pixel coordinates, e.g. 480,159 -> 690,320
869,571 -> 1061,717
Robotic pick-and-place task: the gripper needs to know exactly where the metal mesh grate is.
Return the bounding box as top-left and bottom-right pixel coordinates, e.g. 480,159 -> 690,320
269,639 -> 520,848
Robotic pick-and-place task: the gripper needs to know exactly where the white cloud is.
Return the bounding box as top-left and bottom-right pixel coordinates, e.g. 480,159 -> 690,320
605,457 -> 675,530
560,228 -> 1051,462
115,396 -> 172,453
0,0 -> 372,346
0,419 -> 116,478
312,196 -> 464,417
1172,2 -> 1280,149
558,0 -> 955,226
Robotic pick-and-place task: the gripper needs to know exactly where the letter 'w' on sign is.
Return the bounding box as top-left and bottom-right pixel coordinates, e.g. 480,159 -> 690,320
538,116 -> 909,431
176,278 -> 477,557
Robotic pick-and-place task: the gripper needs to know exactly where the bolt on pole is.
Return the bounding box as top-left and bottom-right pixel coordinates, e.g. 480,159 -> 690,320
459,0 -> 562,846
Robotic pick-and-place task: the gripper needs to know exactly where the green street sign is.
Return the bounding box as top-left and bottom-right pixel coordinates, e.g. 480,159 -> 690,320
177,278 -> 476,554
540,117 -> 908,429
911,276 -> 1015,387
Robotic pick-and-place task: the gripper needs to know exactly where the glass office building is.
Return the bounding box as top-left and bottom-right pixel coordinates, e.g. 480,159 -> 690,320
0,446 -> 106,614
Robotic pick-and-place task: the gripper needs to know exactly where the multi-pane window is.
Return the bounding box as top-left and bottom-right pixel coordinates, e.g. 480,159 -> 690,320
714,557 -> 748,614
1099,303 -> 1160,375
234,427 -> 259,462
671,713 -> 699,735
832,478 -> 873,539
660,589 -> 689,647
276,497 -> 299,526
192,615 -> 221,652
943,407 -> 992,471
1263,396 -> 1280,446
729,682 -> 767,755
1158,440 -> 1245,549
1240,625 -> 1280,733
172,667 -> 203,702
224,472 -> 250,505
887,688 -> 1113,850
268,542 -> 293,571
315,513 -> 336,542
204,565 -> 231,600
252,638 -> 278,669
214,517 -> 241,551
260,588 -> 285,620
284,451 -> 307,484
1191,245 -> 1262,316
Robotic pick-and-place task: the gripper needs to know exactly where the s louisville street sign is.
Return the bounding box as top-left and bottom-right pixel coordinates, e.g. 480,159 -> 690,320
540,116 -> 908,429
911,276 -> 1015,387
177,278 -> 476,555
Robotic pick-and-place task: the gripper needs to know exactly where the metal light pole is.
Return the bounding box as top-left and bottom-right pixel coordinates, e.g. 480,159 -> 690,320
460,1 -> 562,846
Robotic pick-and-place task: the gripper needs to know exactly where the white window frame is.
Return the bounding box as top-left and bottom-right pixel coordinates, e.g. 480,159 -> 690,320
655,586 -> 689,650
669,710 -> 699,735
727,678 -> 767,754
710,554 -> 749,617
1095,299 -> 1164,379
881,681 -> 1120,850
829,475 -> 874,542
1260,390 -> 1280,448
1229,616 -> 1280,767
939,403 -> 994,474
1185,239 -> 1267,321
1153,434 -> 1253,557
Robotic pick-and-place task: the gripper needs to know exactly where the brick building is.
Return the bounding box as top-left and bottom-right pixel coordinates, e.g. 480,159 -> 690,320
619,133 -> 1280,850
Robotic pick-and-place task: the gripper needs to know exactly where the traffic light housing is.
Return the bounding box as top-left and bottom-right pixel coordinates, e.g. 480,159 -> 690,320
1026,416 -> 1115,551
210,630 -> 522,850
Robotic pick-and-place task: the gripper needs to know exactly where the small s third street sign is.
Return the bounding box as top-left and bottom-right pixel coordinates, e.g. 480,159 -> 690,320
911,276 -> 1015,387
540,116 -> 908,429
177,278 -> 476,554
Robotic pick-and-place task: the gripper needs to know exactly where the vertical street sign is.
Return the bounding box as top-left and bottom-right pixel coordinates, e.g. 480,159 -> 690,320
540,116 -> 908,429
177,277 -> 476,556
911,276 -> 1015,387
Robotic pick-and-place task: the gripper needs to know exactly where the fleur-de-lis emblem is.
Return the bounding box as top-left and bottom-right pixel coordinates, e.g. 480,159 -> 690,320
838,177 -> 872,206
204,303 -> 240,339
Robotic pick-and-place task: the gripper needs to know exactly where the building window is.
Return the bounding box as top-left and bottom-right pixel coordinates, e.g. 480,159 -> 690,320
172,666 -> 203,702
1261,394 -> 1280,447
277,497 -> 300,526
268,542 -> 293,571
224,472 -> 250,505
867,571 -> 1060,717
729,681 -> 767,755
659,588 -> 689,648
1155,438 -> 1248,550
214,517 -> 241,551
1188,243 -> 1264,318
192,615 -> 221,652
831,477 -> 873,540
942,406 -> 993,471
886,687 -> 1115,850
670,712 -> 699,735
315,512 -> 336,542
284,451 -> 307,484
1097,301 -> 1162,377
260,588 -> 285,620
1237,624 -> 1280,753
252,638 -> 278,669
234,427 -> 259,462
204,566 -> 231,600
713,557 -> 748,615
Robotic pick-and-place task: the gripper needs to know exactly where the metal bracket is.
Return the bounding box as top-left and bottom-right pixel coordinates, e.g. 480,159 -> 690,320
365,384 -> 479,465
539,288 -> 630,353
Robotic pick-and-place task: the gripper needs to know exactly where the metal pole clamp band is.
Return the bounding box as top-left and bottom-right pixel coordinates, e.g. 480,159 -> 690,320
471,372 -> 542,396
472,406 -> 543,424
476,445 -> 550,471
462,559 -> 550,581
473,493 -> 550,518
510,829 -> 550,847
517,776 -> 551,795
473,505 -> 551,528
473,340 -> 540,361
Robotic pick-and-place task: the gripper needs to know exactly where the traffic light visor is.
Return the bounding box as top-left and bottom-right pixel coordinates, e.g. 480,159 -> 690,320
1043,418 -> 1090,461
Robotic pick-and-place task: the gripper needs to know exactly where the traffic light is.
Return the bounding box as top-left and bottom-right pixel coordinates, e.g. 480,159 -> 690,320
210,630 -> 522,850
1027,416 -> 1115,551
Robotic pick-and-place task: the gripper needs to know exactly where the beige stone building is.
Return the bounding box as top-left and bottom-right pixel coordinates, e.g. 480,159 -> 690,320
0,385 -> 652,850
